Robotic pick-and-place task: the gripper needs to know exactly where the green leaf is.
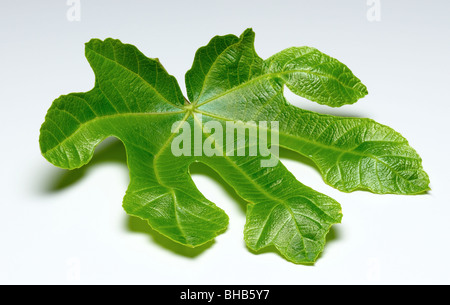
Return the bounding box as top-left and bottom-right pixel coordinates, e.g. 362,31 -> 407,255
40,29 -> 429,264
277,107 -> 430,194
264,47 -> 368,107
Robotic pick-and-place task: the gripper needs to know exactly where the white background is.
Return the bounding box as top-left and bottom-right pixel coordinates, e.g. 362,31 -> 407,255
0,0 -> 449,284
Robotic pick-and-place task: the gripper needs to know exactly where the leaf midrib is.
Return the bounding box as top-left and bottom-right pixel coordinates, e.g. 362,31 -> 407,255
192,113 -> 331,257
195,69 -> 364,108
194,109 -> 424,190
42,110 -> 185,155
195,109 -> 402,158
192,35 -> 240,104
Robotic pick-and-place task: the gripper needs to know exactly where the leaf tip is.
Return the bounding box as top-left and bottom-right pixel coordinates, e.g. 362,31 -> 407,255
240,28 -> 256,41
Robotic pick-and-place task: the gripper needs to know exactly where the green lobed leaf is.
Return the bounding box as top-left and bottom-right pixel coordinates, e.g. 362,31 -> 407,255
40,29 -> 429,264
264,47 -> 368,107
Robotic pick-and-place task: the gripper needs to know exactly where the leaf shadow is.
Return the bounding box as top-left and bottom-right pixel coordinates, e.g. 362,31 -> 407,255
42,138 -> 342,263
292,104 -> 366,118
43,137 -> 128,192
41,137 -> 215,258
285,88 -> 367,118
126,215 -> 216,258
